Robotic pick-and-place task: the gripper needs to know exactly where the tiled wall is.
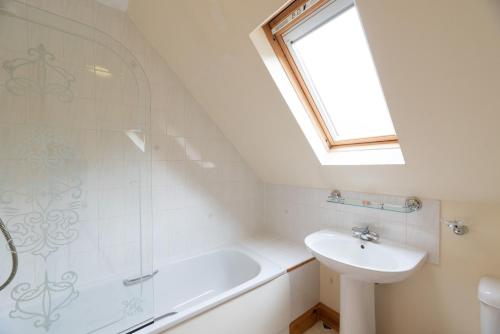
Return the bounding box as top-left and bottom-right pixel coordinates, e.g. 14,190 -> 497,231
69,0 -> 263,263
264,184 -> 440,263
145,37 -> 264,265
150,92 -> 265,263
0,0 -> 264,290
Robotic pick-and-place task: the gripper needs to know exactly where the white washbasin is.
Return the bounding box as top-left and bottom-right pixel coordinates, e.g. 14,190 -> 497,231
306,229 -> 428,334
305,229 -> 426,283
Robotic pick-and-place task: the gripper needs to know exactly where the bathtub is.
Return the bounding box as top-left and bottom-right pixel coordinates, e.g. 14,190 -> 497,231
137,246 -> 285,333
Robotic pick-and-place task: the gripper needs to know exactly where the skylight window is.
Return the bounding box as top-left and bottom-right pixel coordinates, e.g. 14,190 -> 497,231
266,0 -> 398,148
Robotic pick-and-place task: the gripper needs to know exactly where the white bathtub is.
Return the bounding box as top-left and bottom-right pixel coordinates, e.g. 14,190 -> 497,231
138,246 -> 285,333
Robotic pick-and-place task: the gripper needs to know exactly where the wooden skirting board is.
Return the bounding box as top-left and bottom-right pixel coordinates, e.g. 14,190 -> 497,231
289,303 -> 340,334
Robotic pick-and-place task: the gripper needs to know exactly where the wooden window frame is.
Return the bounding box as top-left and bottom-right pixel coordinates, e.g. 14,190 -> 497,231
264,0 -> 399,149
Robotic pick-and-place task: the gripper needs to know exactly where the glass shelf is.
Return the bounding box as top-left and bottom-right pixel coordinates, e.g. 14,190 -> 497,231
327,195 -> 421,213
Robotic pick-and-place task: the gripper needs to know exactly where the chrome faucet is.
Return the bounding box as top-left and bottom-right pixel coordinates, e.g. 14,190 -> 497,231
352,226 -> 379,242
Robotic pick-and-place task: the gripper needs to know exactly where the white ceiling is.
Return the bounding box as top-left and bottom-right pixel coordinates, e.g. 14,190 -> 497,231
128,0 -> 500,203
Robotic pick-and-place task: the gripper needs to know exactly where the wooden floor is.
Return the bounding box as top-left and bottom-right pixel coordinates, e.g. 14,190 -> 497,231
304,321 -> 338,334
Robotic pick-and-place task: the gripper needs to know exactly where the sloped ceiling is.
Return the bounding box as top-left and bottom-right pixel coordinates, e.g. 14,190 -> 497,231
128,0 -> 500,203
97,0 -> 128,11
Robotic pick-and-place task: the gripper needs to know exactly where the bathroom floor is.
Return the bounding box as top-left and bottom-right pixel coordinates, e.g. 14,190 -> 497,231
304,321 -> 338,334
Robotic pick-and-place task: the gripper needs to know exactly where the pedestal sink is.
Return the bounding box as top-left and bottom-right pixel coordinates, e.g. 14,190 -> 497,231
305,229 -> 426,334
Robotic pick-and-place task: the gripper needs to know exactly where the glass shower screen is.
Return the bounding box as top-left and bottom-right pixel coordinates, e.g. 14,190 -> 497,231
0,1 -> 154,333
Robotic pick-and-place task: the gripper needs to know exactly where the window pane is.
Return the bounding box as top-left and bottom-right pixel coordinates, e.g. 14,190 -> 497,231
290,6 -> 396,142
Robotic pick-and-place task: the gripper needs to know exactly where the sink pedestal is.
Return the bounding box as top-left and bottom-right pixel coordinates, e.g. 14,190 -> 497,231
305,230 -> 427,334
340,275 -> 375,334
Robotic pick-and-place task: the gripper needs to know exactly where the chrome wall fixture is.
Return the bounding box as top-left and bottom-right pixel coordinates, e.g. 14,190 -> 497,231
0,217 -> 18,291
444,220 -> 468,236
328,190 -> 422,213
123,270 -> 159,287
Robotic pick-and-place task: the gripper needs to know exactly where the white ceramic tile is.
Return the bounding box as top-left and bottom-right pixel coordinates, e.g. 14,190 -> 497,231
96,89 -> 123,121
97,130 -> 124,160
0,87 -> 28,124
151,134 -> 169,160
0,13 -> 28,53
185,137 -> 206,161
28,21 -> 64,58
152,160 -> 169,186
68,97 -> 97,129
166,93 -> 185,136
98,187 -> 125,218
79,187 -> 100,222
121,14 -> 146,56
71,65 -> 97,99
165,135 -> 186,161
64,0 -> 95,26
184,99 -> 215,138
264,185 -> 441,264
63,32 -> 95,67
98,159 -> 125,186
151,109 -> 167,135
94,1 -> 125,41
165,160 -> 186,186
